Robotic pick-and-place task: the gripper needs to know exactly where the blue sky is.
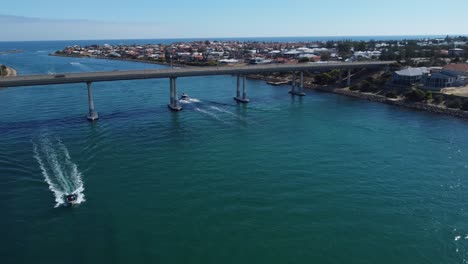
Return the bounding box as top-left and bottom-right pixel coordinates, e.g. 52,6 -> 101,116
1,0 -> 467,41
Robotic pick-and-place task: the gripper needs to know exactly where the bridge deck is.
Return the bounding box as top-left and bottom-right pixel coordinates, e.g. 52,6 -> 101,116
0,61 -> 394,88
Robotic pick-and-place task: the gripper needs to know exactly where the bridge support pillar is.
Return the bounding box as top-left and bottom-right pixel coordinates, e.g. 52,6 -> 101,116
168,77 -> 182,111
289,71 -> 306,96
236,75 -> 241,98
234,75 -> 249,103
346,69 -> 351,87
86,82 -> 98,121
338,70 -> 343,87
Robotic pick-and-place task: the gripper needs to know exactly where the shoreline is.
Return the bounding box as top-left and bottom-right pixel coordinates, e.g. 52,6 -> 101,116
49,53 -> 468,120
317,86 -> 468,119
50,53 -> 189,68
248,74 -> 468,120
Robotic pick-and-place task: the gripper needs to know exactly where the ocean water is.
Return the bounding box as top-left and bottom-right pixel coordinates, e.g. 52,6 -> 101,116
1,40 -> 468,264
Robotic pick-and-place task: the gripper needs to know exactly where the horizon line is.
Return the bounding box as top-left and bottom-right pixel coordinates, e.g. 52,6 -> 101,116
1,34 -> 467,43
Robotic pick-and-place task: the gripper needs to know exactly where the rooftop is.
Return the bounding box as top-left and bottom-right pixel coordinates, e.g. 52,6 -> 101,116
444,63 -> 468,73
395,67 -> 429,77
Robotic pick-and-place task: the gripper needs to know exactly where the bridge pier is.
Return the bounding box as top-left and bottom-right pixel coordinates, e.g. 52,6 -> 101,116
168,77 -> 182,111
86,82 -> 98,121
338,70 -> 343,87
236,75 -> 241,98
289,71 -> 306,96
385,64 -> 390,72
346,69 -> 351,87
234,75 -> 249,103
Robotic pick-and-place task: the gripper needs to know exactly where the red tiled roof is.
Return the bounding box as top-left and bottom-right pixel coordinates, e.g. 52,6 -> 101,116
444,63 -> 468,72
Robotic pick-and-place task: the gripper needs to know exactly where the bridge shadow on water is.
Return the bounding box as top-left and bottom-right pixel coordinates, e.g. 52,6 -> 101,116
0,107 -> 168,134
0,98 -> 249,134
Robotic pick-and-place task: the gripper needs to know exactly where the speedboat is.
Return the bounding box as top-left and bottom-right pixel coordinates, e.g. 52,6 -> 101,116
180,93 -> 189,100
65,194 -> 78,206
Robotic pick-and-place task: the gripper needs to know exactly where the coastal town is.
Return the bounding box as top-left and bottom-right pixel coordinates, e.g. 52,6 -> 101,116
53,36 -> 468,67
3,1 -> 468,263
50,36 -> 468,117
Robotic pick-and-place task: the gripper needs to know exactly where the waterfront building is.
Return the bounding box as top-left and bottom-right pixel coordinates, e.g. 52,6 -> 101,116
424,72 -> 457,90
443,63 -> 468,77
424,64 -> 468,89
391,67 -> 429,86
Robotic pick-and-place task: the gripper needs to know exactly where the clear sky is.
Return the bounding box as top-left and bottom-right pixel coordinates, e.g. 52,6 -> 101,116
1,0 -> 467,41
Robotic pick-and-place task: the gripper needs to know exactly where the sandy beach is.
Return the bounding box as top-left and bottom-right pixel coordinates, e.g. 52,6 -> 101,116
6,66 -> 17,76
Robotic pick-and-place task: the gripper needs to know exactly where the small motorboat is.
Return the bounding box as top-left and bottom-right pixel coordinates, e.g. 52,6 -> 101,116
180,93 -> 189,100
65,194 -> 78,206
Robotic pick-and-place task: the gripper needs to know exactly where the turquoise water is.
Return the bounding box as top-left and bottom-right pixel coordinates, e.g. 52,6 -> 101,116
1,41 -> 468,264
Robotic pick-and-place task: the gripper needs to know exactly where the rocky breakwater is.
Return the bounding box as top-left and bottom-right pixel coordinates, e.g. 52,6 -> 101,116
318,87 -> 468,120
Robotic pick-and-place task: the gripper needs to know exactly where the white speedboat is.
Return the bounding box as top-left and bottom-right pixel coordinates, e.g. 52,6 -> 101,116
180,93 -> 190,100
65,194 -> 78,206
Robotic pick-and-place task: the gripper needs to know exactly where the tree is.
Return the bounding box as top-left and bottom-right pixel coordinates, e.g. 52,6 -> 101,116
405,88 -> 426,102
433,94 -> 444,104
425,91 -> 433,101
461,100 -> 468,111
386,91 -> 398,98
446,98 -> 462,109
349,85 -> 360,91
314,71 -> 338,85
320,52 -> 331,61
298,57 -> 310,63
0,65 -> 7,76
360,80 -> 378,93
354,41 -> 367,51
337,42 -> 352,57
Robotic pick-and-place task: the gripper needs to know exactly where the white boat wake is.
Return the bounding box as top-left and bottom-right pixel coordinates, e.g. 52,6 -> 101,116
179,98 -> 201,104
194,107 -> 227,123
33,135 -> 85,208
209,106 -> 248,122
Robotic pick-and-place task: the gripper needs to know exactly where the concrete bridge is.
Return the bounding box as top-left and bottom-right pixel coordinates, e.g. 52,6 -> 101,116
0,61 -> 394,120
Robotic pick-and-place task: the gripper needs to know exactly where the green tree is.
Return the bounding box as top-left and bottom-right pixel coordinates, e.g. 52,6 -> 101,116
0,65 -> 7,76
298,57 -> 310,63
433,94 -> 444,104
360,80 -> 378,93
354,41 -> 367,51
315,71 -> 338,85
425,91 -> 433,101
461,100 -> 468,111
320,52 -> 331,61
446,98 -> 462,109
386,91 -> 398,98
349,85 -> 360,91
405,88 -> 426,102
337,42 -> 352,57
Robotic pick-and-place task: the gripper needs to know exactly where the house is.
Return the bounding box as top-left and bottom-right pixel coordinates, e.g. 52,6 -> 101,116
424,64 -> 468,89
282,50 -> 302,58
219,59 -> 239,64
443,63 -> 468,77
449,48 -> 465,56
249,57 -> 272,64
424,73 -> 457,90
392,67 -> 430,85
